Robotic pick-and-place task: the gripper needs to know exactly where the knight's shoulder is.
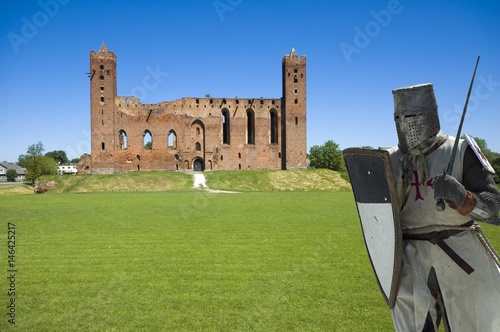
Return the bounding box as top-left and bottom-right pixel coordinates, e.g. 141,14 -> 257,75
464,134 -> 495,173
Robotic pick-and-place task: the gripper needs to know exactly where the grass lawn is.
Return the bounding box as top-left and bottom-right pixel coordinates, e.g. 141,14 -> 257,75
0,190 -> 396,331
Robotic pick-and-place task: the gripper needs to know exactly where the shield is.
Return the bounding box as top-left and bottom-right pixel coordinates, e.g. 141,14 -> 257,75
343,148 -> 402,308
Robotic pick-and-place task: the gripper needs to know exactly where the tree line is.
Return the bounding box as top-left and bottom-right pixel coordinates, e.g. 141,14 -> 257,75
8,142 -> 80,183
308,137 -> 500,184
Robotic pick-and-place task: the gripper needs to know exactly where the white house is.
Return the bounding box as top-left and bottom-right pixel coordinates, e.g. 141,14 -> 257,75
57,164 -> 78,175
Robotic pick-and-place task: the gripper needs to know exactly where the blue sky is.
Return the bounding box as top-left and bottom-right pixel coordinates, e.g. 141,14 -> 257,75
1,0 -> 499,162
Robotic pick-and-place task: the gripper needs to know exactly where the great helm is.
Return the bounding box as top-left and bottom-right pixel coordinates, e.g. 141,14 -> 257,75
392,83 -> 440,152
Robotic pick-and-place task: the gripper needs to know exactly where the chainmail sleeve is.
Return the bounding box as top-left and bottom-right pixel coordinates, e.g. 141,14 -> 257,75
462,146 -> 500,225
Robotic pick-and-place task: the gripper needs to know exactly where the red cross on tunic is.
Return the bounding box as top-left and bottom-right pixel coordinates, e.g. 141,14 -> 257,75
410,170 -> 434,201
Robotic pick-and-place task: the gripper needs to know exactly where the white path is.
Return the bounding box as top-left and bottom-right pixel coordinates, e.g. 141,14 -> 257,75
193,172 -> 208,188
192,172 -> 239,194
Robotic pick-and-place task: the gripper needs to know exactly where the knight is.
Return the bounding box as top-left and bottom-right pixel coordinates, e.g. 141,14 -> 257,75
387,83 -> 500,331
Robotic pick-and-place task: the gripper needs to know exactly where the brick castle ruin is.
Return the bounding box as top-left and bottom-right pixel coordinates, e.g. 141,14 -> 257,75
87,43 -> 306,173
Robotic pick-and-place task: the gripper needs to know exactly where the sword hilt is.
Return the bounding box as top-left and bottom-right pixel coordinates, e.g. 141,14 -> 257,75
436,199 -> 446,211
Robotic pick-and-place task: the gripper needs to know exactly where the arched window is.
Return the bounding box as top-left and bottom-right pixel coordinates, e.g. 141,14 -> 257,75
270,110 -> 278,144
247,109 -> 255,145
143,130 -> 152,149
222,109 -> 230,144
168,130 -> 177,149
118,130 -> 128,150
195,142 -> 201,151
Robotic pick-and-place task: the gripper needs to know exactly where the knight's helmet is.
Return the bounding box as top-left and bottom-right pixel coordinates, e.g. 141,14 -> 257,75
392,83 -> 440,152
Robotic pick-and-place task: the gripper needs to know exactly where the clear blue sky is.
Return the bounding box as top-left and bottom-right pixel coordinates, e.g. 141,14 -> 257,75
1,0 -> 499,162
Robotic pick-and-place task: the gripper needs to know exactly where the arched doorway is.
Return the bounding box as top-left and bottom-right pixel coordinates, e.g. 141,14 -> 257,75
193,157 -> 204,171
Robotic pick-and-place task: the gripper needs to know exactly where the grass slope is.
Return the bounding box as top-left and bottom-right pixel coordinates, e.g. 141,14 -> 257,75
206,169 -> 351,192
40,172 -> 194,193
0,169 -> 351,195
0,191 -> 398,331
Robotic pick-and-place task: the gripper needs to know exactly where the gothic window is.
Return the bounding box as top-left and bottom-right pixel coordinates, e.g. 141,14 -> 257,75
270,110 -> 278,144
168,130 -> 177,149
143,130 -> 152,149
195,142 -> 201,151
247,109 -> 255,145
222,109 -> 230,144
118,130 -> 128,150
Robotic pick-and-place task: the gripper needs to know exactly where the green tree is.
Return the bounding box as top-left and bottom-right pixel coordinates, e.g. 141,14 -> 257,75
6,169 -> 18,182
45,150 -> 69,164
40,157 -> 58,176
19,142 -> 58,182
308,140 -> 345,171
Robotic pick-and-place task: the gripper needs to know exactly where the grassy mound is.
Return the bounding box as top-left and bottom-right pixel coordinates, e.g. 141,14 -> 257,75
205,169 -> 351,192
1,169 -> 351,195
0,184 -> 34,195
40,172 -> 193,193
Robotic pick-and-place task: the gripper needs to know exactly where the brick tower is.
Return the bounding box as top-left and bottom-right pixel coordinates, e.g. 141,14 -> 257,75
89,42 -> 117,173
281,47 -> 307,169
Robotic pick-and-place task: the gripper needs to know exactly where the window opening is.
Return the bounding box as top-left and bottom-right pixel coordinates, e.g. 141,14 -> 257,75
118,130 -> 128,150
222,109 -> 230,144
270,110 -> 278,144
247,110 -> 255,145
143,130 -> 152,149
168,130 -> 177,149
195,142 -> 201,151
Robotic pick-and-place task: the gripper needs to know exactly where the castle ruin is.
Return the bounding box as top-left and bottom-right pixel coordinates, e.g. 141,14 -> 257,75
89,43 -> 306,173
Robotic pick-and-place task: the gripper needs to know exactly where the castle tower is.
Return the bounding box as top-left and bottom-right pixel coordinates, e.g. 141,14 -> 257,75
281,48 -> 307,169
90,42 -> 117,173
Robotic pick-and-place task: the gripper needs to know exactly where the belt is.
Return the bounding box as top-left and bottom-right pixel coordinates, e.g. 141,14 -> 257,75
403,221 -> 475,275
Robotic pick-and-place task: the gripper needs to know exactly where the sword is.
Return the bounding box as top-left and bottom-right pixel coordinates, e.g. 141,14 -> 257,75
436,56 -> 480,211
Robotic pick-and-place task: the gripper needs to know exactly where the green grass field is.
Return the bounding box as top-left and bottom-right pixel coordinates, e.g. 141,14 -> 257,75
1,171 -> 499,331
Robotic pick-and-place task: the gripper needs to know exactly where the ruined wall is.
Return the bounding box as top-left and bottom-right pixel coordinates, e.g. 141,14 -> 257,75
89,43 -> 306,173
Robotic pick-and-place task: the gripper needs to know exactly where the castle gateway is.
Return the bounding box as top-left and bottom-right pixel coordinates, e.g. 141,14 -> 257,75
89,43 -> 306,173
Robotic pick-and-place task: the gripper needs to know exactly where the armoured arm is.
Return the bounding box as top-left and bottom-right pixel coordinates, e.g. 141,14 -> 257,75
433,146 -> 500,224
462,146 -> 500,225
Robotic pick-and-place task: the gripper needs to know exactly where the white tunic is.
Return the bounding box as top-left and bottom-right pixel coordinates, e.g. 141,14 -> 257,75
388,136 -> 500,332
